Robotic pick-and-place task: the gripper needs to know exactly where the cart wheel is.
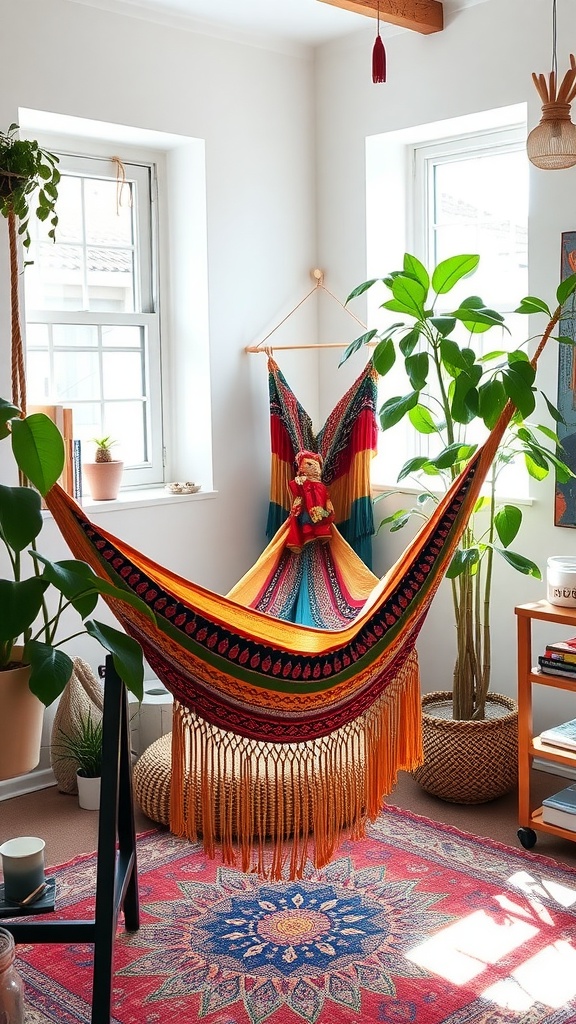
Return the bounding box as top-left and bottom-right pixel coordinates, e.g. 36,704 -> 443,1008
517,827 -> 537,850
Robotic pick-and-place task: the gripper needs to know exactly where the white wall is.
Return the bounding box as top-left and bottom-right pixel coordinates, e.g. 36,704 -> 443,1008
315,0 -> 576,733
0,0 -> 319,792
3,0 -> 576,799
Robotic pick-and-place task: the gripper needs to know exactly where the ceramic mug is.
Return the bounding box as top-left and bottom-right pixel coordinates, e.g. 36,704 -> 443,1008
0,836 -> 46,903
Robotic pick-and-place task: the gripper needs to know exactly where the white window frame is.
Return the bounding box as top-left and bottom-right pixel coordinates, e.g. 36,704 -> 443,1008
366,116 -> 528,491
24,142 -> 164,489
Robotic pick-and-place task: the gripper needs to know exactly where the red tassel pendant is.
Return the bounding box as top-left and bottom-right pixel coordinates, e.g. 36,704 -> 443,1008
372,34 -> 386,83
372,2 -> 386,83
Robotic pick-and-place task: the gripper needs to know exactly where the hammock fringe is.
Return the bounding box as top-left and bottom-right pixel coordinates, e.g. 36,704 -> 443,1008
169,649 -> 422,880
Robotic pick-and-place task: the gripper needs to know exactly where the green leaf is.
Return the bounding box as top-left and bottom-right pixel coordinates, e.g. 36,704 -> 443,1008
339,329 -> 378,366
502,366 -> 536,418
31,555 -> 100,619
451,368 -> 481,424
429,316 -> 456,337
403,253 -> 429,292
0,578 -> 49,643
557,273 -> 576,307
399,326 -> 422,357
440,337 -> 475,374
446,547 -> 480,579
408,404 -> 438,435
379,392 -> 419,430
397,456 -> 430,481
494,505 -> 522,547
515,296 -> 551,317
25,642 -> 73,707
346,279 -> 379,302
85,620 -> 144,701
452,306 -> 506,333
432,255 -> 479,295
495,548 -> 541,578
405,352 -> 429,391
0,484 -> 43,551
0,398 -> 21,438
390,275 -> 427,319
432,442 -> 475,471
373,337 -> 396,377
478,379 -> 507,429
11,414 -> 64,494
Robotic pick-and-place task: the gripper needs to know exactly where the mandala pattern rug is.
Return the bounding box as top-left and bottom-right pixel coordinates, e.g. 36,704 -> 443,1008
17,805 -> 576,1024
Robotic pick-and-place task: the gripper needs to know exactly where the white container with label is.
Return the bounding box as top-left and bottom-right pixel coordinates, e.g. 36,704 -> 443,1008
547,556 -> 576,607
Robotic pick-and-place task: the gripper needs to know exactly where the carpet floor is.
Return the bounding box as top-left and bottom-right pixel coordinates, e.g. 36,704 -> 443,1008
14,805 -> 576,1024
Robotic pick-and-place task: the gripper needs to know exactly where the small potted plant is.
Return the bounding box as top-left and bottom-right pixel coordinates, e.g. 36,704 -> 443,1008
53,712 -> 103,809
83,437 -> 124,501
0,398 -> 152,781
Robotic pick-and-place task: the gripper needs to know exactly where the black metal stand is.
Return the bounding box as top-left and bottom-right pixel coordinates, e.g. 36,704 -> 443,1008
5,654 -> 140,1024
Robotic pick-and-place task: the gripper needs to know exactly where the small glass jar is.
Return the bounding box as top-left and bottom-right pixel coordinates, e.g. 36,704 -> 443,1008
0,927 -> 24,1024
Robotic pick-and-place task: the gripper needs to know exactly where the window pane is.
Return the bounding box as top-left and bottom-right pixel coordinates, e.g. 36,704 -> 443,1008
432,150 -> 528,311
71,404 -> 101,447
53,351 -> 100,401
84,178 -> 133,245
102,325 -> 141,347
26,350 -> 50,401
86,247 -> 134,311
54,176 -> 83,244
103,352 -> 143,399
53,325 -> 98,347
106,402 -> 146,464
25,243 -> 84,310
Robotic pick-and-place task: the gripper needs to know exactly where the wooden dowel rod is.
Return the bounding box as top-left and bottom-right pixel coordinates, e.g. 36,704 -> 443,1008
245,341 -> 377,353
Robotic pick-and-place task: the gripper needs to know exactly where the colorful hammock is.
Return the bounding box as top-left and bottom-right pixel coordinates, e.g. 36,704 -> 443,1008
45,359 -> 514,876
43,311 -> 557,877
266,357 -> 378,567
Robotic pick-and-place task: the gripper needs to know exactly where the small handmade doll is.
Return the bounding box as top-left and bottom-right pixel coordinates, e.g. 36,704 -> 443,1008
286,450 -> 335,554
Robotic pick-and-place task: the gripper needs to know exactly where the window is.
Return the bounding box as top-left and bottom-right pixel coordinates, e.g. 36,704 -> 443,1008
366,115 -> 528,491
24,150 -> 163,488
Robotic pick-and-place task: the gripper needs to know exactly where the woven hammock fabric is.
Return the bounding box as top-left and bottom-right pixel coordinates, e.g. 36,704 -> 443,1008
266,357 -> 378,566
44,357 -> 523,875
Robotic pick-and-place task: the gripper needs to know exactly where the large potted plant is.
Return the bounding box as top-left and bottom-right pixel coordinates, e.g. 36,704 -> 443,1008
0,397 -> 151,781
0,124 -> 60,412
345,253 -> 575,803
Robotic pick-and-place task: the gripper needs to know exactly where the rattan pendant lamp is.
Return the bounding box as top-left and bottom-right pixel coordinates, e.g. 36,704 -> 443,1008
527,0 -> 576,169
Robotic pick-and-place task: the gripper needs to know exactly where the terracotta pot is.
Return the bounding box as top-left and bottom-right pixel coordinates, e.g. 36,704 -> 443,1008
0,648 -> 45,781
412,691 -> 518,804
77,772 -> 101,810
83,461 -> 124,501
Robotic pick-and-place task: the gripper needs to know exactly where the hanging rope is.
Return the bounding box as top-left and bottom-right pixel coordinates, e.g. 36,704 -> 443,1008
249,271 -> 367,352
8,211 -> 26,415
111,156 -> 132,215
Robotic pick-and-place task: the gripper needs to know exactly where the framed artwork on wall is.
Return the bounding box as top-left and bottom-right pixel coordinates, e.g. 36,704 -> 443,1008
555,230 -> 576,528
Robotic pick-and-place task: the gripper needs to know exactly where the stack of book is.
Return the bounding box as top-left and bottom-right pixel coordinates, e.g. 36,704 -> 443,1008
538,636 -> 576,677
539,717 -> 576,752
542,783 -> 576,831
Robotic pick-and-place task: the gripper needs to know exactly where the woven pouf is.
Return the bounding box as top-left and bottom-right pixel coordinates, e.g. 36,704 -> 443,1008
133,727 -> 368,837
133,733 -> 173,825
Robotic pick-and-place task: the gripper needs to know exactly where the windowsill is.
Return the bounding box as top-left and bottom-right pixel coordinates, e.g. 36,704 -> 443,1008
43,487 -> 217,516
371,482 -> 534,507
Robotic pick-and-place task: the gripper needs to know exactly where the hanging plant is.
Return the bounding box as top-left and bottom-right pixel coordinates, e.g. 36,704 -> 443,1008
0,124 -> 60,412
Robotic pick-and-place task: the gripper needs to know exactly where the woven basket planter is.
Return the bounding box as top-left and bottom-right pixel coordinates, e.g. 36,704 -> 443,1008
412,691 -> 518,804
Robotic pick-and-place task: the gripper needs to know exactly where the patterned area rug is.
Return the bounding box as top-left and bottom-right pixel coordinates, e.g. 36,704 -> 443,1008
17,806 -> 576,1024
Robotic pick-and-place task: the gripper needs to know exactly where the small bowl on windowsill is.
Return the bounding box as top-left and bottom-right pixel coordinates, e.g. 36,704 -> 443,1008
165,482 -> 201,495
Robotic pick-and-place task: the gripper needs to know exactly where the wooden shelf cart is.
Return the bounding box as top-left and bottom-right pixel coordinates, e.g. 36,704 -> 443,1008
516,600 -> 576,849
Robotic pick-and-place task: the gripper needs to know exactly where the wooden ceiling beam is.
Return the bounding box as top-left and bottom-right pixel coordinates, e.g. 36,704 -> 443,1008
316,0 -> 443,35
